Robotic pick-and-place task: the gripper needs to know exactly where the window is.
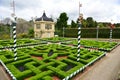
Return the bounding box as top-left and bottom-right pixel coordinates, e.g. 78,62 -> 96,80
36,24 -> 40,29
45,24 -> 52,30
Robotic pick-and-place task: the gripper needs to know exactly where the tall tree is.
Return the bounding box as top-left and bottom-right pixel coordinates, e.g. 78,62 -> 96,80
71,20 -> 77,28
86,17 -> 97,27
28,28 -> 34,38
82,19 -> 87,27
86,17 -> 94,27
55,12 -> 68,29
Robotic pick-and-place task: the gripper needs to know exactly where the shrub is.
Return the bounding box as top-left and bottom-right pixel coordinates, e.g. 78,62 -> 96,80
6,64 -> 20,75
11,58 -> 33,66
47,66 -> 67,79
42,76 -> 52,80
28,70 -> 53,80
67,64 -> 84,74
25,63 -> 41,74
16,70 -> 33,80
17,33 -> 28,38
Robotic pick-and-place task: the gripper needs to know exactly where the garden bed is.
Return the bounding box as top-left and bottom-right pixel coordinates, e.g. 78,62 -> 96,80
62,39 -> 118,52
0,44 -> 106,80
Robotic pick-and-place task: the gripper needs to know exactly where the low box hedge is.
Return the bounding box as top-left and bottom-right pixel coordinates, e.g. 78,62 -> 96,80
28,70 -> 53,80
42,76 -> 52,80
47,66 -> 67,79
16,70 -> 33,80
25,64 -> 41,74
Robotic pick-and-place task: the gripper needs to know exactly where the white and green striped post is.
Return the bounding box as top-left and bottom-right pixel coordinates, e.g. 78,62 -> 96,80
109,28 -> 112,42
77,21 -> 81,62
77,14 -> 83,62
10,0 -> 17,61
11,14 -> 17,61
77,2 -> 83,62
109,20 -> 114,42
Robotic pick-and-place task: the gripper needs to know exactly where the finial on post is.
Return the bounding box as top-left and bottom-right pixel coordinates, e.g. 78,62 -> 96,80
78,13 -> 83,23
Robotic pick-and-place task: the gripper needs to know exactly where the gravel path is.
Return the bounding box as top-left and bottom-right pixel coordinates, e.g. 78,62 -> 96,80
73,45 -> 120,80
0,65 -> 10,80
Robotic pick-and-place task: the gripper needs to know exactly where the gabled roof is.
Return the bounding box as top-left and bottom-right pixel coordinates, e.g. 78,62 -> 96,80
35,12 -> 53,22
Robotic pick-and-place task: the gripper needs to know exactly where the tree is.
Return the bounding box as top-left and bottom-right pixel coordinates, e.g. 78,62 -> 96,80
82,19 -> 87,27
17,18 -> 33,34
94,21 -> 98,27
55,12 -> 68,29
86,17 -> 97,27
71,20 -> 77,28
115,23 -> 120,27
98,23 -> 104,27
86,17 -> 93,27
28,28 -> 34,38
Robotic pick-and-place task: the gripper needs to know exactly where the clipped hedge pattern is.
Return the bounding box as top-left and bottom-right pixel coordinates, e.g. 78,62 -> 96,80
62,39 -> 118,52
0,44 -> 105,80
0,39 -> 40,48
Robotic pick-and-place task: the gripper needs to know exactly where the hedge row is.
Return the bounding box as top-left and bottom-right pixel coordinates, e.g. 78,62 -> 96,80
57,28 -> 120,38
62,39 -> 118,52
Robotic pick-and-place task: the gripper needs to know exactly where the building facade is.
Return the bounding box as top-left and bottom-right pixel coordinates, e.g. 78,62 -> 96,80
34,12 -> 55,38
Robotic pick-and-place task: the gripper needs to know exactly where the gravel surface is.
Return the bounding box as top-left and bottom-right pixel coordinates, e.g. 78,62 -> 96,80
73,45 -> 120,80
0,65 -> 10,80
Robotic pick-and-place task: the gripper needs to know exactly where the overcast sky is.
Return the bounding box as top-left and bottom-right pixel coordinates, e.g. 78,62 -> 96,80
0,0 -> 120,23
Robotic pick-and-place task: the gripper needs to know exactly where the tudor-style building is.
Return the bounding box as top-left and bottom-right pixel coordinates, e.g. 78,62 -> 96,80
34,12 -> 55,38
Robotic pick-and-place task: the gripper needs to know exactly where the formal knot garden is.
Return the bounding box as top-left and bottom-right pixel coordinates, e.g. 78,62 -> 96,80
0,37 -> 119,80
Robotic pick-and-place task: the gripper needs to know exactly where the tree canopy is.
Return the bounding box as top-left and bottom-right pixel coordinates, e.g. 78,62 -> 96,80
71,20 -> 77,28
70,17 -> 98,28
55,12 -> 68,29
86,17 -> 97,27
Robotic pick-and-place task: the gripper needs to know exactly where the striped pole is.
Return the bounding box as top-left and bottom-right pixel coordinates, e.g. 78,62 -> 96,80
77,22 -> 81,62
77,2 -> 82,62
10,0 -> 17,60
11,15 -> 17,61
109,20 -> 115,42
109,28 -> 112,42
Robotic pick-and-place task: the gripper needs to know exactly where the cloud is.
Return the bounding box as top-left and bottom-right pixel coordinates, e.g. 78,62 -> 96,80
82,0 -> 120,23
0,0 -> 120,23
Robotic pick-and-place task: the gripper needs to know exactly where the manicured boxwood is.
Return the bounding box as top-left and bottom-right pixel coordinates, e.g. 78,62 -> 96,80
11,58 -> 33,66
0,44 -> 106,79
6,64 -> 20,75
47,66 -> 67,79
25,63 -> 41,74
61,59 -> 78,66
67,63 -> 84,74
66,39 -> 118,51
28,70 -> 53,80
16,70 -> 33,80
41,76 -> 53,80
